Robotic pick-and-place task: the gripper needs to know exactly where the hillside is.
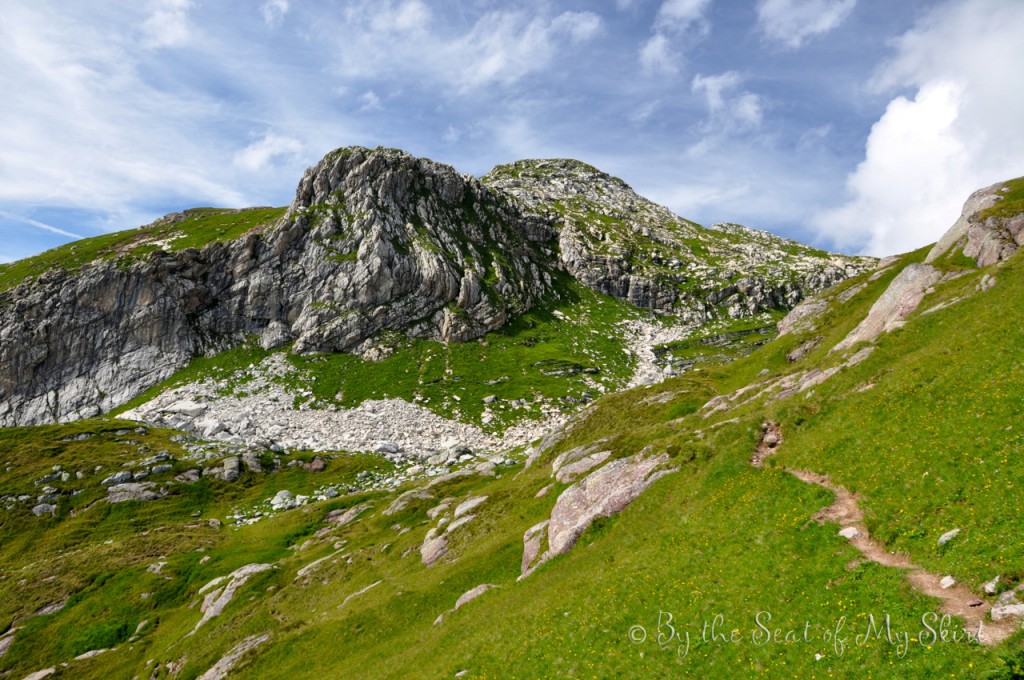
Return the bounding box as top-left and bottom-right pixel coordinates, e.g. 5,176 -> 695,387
1,152 -> 1022,678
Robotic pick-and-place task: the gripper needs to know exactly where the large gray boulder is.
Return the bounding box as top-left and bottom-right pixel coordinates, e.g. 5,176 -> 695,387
521,450 -> 676,578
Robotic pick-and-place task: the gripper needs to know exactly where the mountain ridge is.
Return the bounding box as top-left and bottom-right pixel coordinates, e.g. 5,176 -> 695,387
0,146 -> 870,429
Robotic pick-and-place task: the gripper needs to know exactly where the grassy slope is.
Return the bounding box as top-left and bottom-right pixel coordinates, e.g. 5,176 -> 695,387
113,277 -> 650,433
3,251 -> 1024,678
0,207 -> 286,293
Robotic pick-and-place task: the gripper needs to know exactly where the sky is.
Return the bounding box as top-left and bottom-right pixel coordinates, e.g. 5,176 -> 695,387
1,0 -> 1023,263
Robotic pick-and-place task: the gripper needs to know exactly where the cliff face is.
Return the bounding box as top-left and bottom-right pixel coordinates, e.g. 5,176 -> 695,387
0,148 -> 558,426
0,147 -> 869,427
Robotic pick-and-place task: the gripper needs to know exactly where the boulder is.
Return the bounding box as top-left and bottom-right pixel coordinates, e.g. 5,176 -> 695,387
546,451 -> 675,557
31,503 -> 56,517
196,633 -> 272,680
192,564 -> 275,633
991,604 -> 1024,622
164,400 -> 208,418
101,470 -> 133,486
303,457 -> 327,472
454,584 -> 497,610
453,496 -> 487,520
420,528 -> 448,566
107,483 -> 162,503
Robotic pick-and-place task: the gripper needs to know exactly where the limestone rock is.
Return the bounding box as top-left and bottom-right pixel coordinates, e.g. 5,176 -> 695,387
937,528 -> 961,546
832,264 -> 942,352
991,604 -> 1024,622
777,298 -> 828,337
107,482 -> 163,503
453,496 -> 487,520
420,528 -> 448,566
196,633 -> 271,680
192,565 -> 275,633
455,584 -> 497,610
520,521 -> 550,578
926,180 -> 1024,267
521,451 -> 676,579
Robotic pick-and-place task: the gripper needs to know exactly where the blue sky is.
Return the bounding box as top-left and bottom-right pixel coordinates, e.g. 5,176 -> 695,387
1,0 -> 1023,263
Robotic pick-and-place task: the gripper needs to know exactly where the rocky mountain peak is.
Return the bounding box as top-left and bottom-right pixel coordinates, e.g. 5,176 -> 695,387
484,158 -> 873,322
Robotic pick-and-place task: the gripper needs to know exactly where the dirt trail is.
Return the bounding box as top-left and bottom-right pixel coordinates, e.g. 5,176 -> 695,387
788,468 -> 1019,647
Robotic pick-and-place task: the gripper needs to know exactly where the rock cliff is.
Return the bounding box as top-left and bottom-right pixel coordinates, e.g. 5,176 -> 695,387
0,147 -> 868,427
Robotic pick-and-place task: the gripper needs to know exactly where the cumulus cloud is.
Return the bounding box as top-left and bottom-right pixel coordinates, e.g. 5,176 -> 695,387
691,71 -> 764,133
638,0 -> 711,76
261,0 -> 289,27
142,0 -> 194,48
233,132 -> 304,172
639,34 -> 678,75
814,0 -> 1024,256
756,0 -> 856,49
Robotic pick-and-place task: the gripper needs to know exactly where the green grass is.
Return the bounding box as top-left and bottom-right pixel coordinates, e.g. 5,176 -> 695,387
0,207 -> 286,293
111,278 -> 644,433
977,177 -> 1024,222
4,234 -> 1024,678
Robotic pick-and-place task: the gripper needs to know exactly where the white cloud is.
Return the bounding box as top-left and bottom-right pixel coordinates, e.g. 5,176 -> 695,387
0,210 -> 84,239
261,0 -> 289,27
756,0 -> 855,49
331,4 -> 603,92
359,91 -> 383,111
234,132 -> 304,172
638,0 -> 711,76
142,0 -> 194,48
639,34 -> 678,75
814,0 -> 1024,256
796,124 -> 832,152
691,71 -> 764,133
655,0 -> 712,33
551,11 -> 604,44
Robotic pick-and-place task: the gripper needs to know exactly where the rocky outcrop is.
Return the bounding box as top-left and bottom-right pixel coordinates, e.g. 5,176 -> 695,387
191,564 -> 276,634
832,264 -> 942,352
196,633 -> 271,680
926,180 -> 1024,267
521,450 -> 675,578
484,159 -> 871,322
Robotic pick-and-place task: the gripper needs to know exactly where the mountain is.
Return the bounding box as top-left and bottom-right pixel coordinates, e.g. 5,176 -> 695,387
3,149 -> 1022,679
0,147 -> 869,432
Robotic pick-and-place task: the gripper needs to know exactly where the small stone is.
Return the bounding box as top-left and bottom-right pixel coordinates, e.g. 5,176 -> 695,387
939,575 -> 956,589
101,471 -> 133,486
937,528 -> 960,546
984,576 -> 1001,595
31,503 -> 56,517
303,457 -> 326,472
991,604 -> 1024,622
838,527 -> 860,540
